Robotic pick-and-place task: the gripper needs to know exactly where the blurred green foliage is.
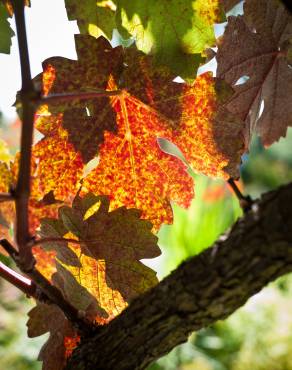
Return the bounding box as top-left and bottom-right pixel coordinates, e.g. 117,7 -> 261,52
158,174 -> 242,277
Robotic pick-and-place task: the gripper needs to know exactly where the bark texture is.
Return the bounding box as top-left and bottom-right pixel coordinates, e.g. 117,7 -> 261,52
66,182 -> 292,370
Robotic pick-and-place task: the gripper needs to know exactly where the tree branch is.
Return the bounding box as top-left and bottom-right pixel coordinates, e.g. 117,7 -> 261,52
66,182 -> 292,370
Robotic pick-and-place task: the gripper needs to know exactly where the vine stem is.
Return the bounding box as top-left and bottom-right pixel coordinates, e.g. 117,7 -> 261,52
0,239 -> 48,301
11,0 -> 36,270
8,1 -> 92,334
227,178 -> 253,212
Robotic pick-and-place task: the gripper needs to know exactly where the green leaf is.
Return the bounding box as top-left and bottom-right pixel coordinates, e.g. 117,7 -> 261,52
116,0 -> 225,80
0,2 -> 14,54
64,0 -> 117,39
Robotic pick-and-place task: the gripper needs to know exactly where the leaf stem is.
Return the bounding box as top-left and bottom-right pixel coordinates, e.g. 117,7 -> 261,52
39,90 -> 121,104
227,178 -> 253,212
0,193 -> 14,203
11,0 -> 36,270
32,237 -> 107,247
32,237 -> 81,246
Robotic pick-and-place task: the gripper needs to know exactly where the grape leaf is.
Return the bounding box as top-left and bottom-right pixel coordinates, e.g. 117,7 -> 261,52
83,49 -> 244,229
0,0 -> 30,54
34,35 -> 123,163
29,193 -> 160,369
64,0 -> 117,39
116,0 -> 225,80
0,161 -> 14,249
216,0 -> 292,146
33,36 -> 243,229
39,193 -> 160,318
27,302 -> 77,370
0,1 -> 14,54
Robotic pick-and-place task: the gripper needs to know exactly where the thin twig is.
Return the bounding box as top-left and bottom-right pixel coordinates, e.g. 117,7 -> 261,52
227,178 -> 253,212
0,260 -> 36,297
0,239 -> 49,302
11,0 -> 36,271
0,193 -> 13,203
39,90 -> 121,105
0,239 -> 19,258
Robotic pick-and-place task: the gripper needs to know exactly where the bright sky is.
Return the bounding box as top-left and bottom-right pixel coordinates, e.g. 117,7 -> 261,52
0,0 -> 78,119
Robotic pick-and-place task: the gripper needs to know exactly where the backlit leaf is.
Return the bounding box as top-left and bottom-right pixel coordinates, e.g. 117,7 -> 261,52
64,0 -> 117,39
33,36 -> 243,230
0,160 -> 14,249
216,0 -> 292,146
0,1 -> 14,54
34,35 -> 122,162
27,302 -> 76,370
38,193 -> 160,319
83,48 -> 244,229
30,193 -> 160,368
116,0 -> 225,80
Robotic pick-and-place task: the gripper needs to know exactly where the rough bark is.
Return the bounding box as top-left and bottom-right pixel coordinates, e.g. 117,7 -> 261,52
66,182 -> 292,370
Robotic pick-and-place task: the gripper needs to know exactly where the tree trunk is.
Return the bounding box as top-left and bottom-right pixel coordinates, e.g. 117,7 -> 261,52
66,182 -> 292,370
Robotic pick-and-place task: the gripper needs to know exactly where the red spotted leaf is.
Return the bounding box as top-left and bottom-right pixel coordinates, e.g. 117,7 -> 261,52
32,36 -> 244,230
83,48 -> 244,229
34,34 -> 122,163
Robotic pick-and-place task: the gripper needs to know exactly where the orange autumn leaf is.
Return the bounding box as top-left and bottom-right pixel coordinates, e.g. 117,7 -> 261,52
83,47 -> 244,229
34,34 -> 122,163
32,246 -> 57,281
33,36 -> 244,229
0,161 -> 14,249
10,152 -> 64,236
